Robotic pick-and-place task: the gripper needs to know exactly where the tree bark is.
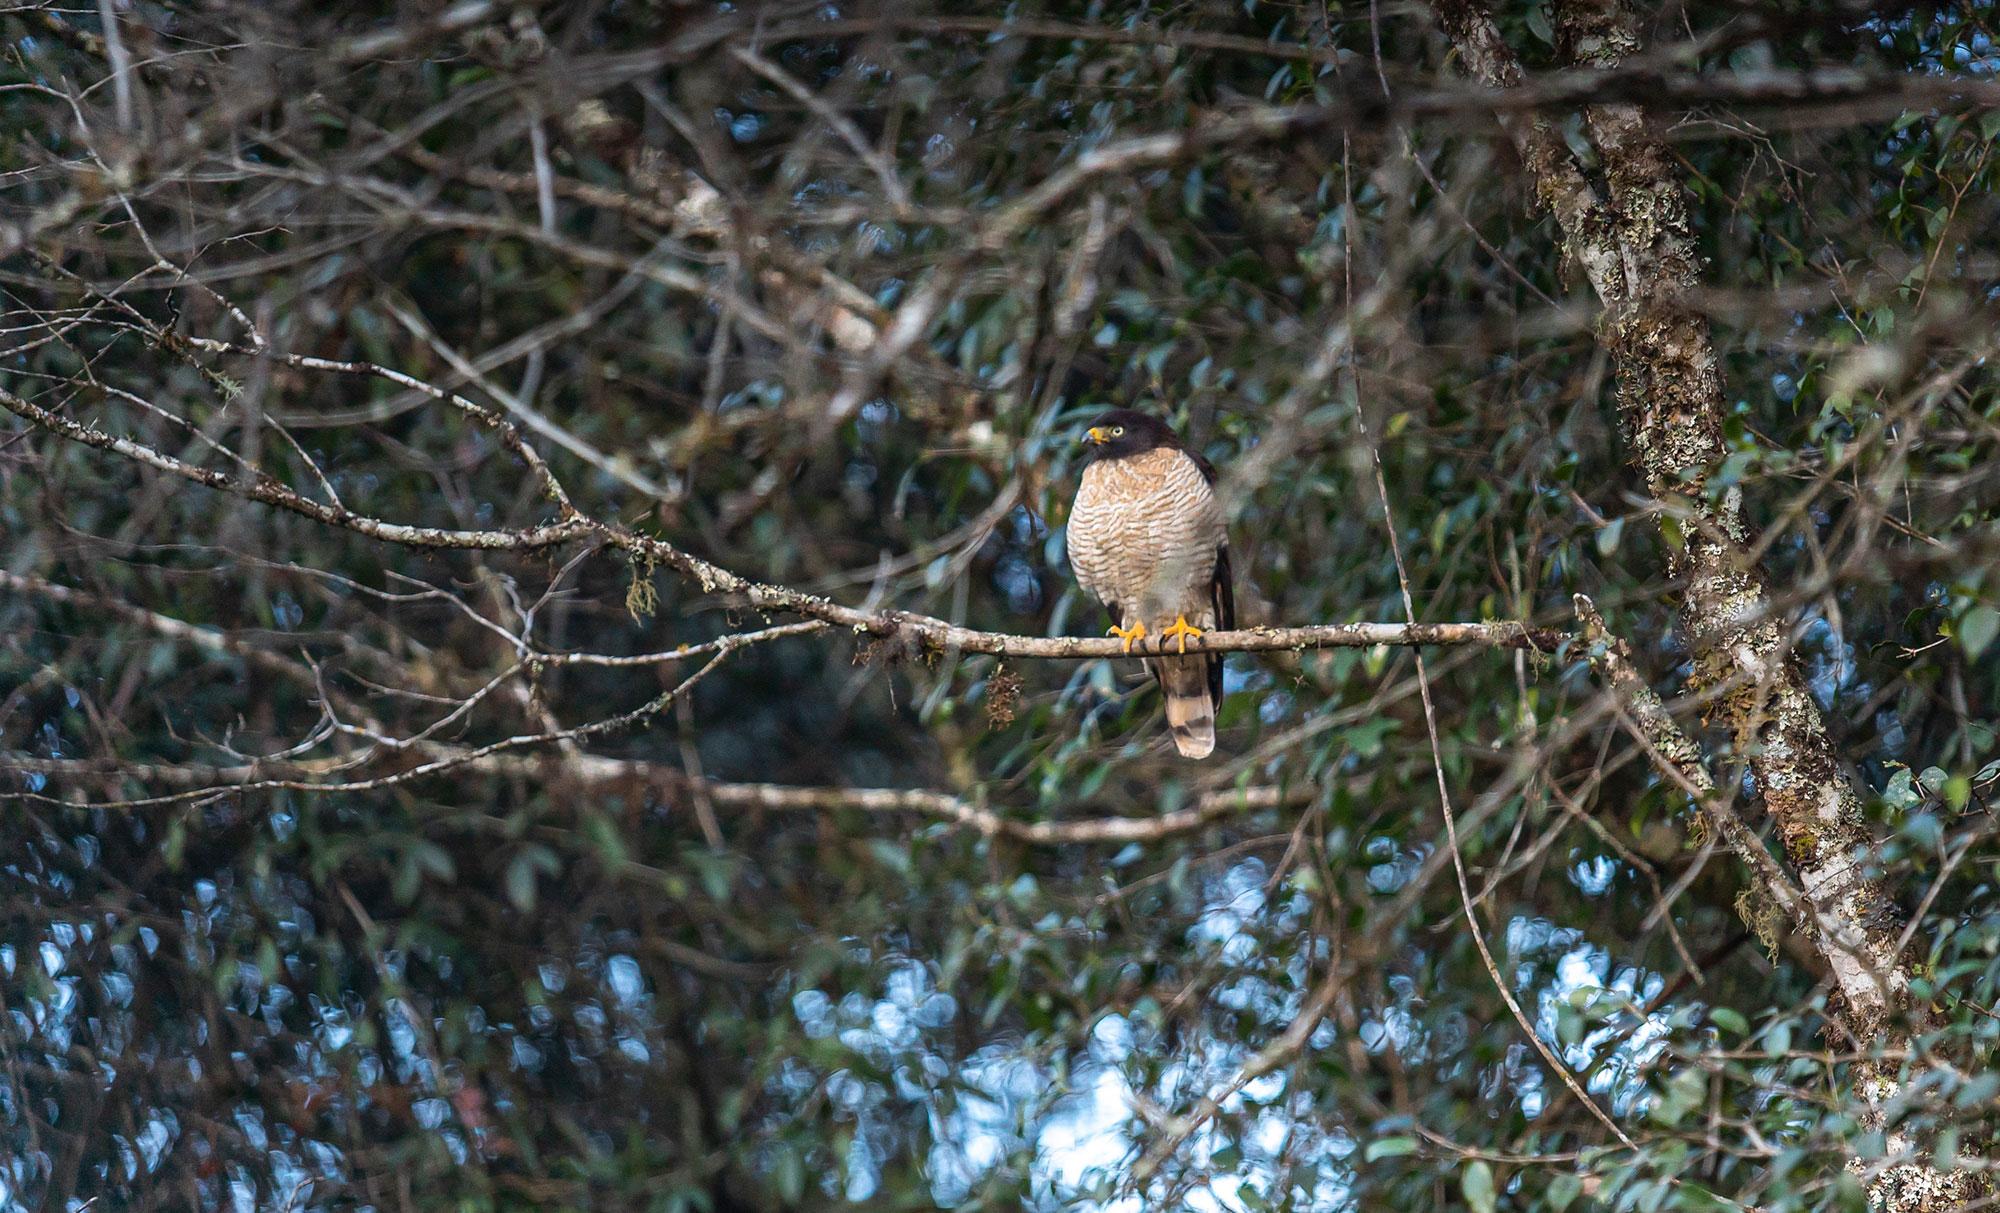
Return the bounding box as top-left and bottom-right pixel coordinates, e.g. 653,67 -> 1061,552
1421,1 -> 1981,1205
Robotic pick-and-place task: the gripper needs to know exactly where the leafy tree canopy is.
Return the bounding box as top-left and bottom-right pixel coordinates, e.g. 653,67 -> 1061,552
2,2 -> 1999,1210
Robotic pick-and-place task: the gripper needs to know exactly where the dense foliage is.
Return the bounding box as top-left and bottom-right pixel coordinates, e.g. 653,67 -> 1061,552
2,1 -> 1999,1210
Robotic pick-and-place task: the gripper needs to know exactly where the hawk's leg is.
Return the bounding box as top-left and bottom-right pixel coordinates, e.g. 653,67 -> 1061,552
1107,620 -> 1147,653
1161,614 -> 1204,654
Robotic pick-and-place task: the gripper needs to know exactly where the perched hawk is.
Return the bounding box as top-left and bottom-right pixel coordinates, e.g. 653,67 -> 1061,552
1068,409 -> 1235,758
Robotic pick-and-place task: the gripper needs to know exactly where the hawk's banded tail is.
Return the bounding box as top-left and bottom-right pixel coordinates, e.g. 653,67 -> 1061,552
1153,654 -> 1217,759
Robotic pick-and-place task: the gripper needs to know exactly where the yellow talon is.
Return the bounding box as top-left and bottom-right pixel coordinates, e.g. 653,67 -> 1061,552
1107,620 -> 1147,653
1161,614 -> 1204,654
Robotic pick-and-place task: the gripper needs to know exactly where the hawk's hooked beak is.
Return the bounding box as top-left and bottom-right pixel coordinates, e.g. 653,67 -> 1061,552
1083,427 -> 1107,445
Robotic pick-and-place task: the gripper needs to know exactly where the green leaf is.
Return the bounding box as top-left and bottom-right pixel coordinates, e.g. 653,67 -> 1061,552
689,851 -> 736,901
584,813 -> 630,870
1709,1007 -> 1749,1036
1953,1073 -> 1999,1109
1462,1160 -> 1496,1213
1526,2 -> 1554,45
1595,517 -> 1625,556
773,1146 -> 805,1204
1548,1173 -> 1582,1212
1557,1004 -> 1585,1045
392,857 -> 421,904
505,852 -> 540,913
411,840 -> 455,881
1960,605 -> 2000,660
164,814 -> 188,870
1660,515 -> 1686,551
1364,1135 -> 1418,1162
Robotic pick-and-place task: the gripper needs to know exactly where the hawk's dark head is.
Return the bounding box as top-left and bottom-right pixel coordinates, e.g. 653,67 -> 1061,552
1080,409 -> 1180,461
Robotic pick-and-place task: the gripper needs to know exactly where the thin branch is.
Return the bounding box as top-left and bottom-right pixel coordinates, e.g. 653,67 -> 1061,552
1368,403 -> 1637,1153
727,43 -> 912,213
1127,954 -> 1346,1187
535,621 -> 830,668
97,0 -> 136,131
3,749 -> 1307,844
0,383 -> 588,550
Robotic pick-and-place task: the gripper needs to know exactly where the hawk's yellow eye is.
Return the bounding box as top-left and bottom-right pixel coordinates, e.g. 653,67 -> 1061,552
1111,426 -> 1125,436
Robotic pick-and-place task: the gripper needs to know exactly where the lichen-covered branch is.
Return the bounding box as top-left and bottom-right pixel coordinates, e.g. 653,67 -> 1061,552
1573,594 -> 1818,945
1546,0 -> 1921,1022
1426,1 -> 1981,1205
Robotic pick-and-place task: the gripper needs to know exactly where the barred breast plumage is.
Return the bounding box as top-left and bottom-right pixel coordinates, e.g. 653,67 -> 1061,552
1069,447 -> 1223,624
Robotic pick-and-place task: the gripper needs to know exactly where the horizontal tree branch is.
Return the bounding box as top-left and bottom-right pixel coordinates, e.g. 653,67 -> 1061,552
834,618 -> 1565,658
0,388 -> 1564,658
607,515 -> 1574,656
503,754 -> 1310,843
768,16 -> 2000,122
1,750 -> 1308,843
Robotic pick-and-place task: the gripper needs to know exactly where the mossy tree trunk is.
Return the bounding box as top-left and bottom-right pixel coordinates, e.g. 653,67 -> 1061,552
1419,0 -> 1981,1205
